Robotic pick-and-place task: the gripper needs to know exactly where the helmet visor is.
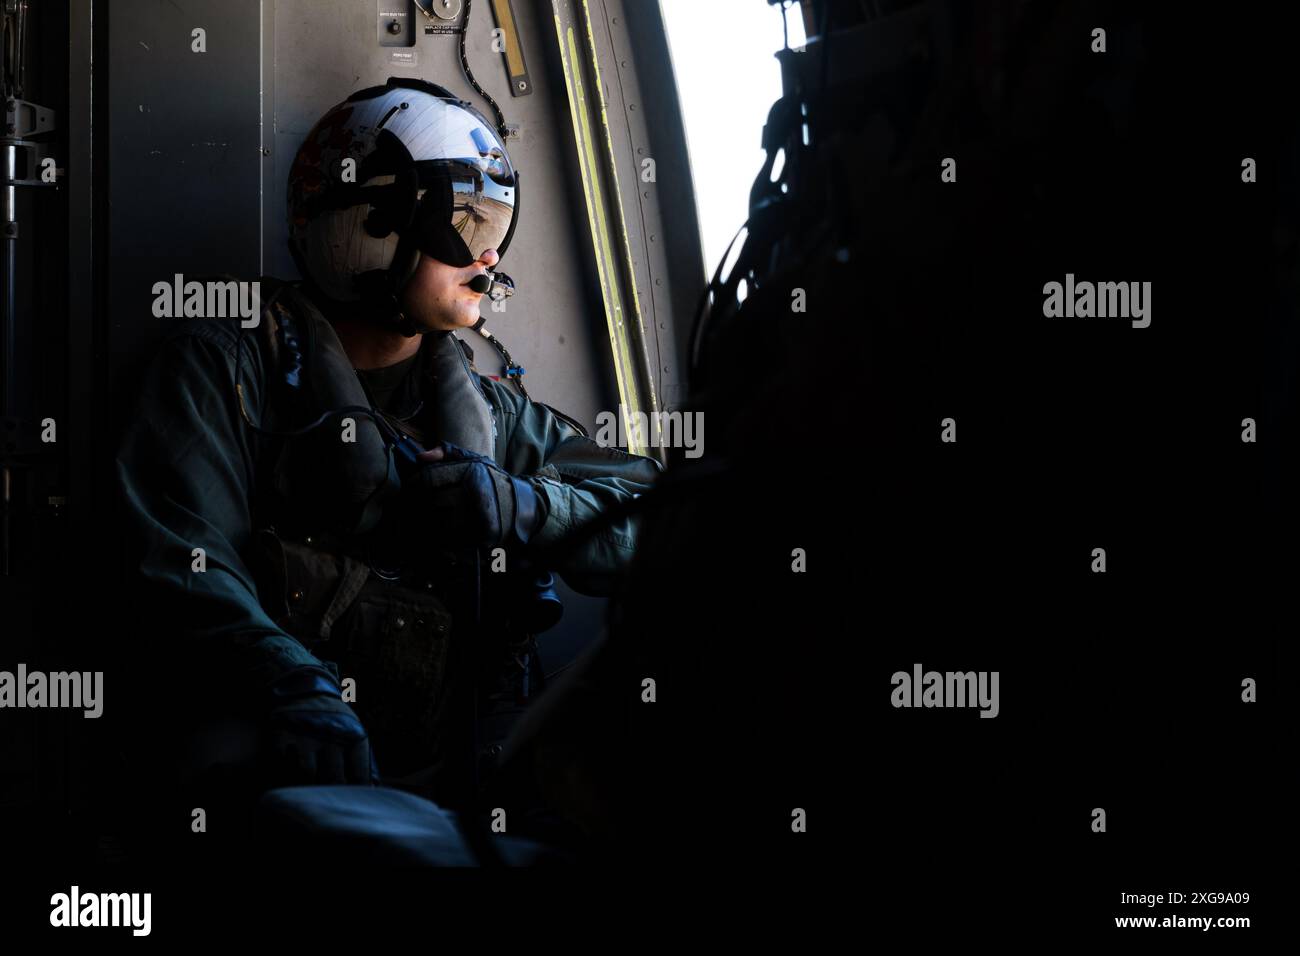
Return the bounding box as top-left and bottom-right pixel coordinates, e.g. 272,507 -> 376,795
411,134 -> 517,267
450,172 -> 515,261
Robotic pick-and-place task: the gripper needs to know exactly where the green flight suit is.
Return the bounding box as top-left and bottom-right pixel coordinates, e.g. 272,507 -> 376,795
114,279 -> 663,803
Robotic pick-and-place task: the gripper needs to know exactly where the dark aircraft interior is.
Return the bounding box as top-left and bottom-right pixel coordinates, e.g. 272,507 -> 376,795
0,0 -> 1290,939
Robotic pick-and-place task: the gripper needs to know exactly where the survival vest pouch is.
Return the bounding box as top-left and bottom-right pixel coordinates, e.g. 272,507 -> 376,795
243,277 -> 475,785
246,524 -> 463,782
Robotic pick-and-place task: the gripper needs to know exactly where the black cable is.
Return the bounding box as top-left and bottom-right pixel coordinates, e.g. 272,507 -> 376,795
416,0 -> 509,138
472,319 -> 530,400
687,219 -> 749,379
459,0 -> 509,137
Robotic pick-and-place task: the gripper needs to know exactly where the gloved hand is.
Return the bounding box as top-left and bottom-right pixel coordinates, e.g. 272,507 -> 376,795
409,441 -> 547,550
261,666 -> 379,786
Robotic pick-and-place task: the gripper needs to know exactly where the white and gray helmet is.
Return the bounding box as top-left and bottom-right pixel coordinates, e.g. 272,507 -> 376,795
287,77 -> 518,326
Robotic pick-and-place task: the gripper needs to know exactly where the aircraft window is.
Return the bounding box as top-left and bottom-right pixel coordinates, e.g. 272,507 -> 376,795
660,0 -> 806,272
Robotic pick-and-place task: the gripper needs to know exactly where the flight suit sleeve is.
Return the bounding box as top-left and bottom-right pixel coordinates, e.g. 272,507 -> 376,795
479,376 -> 665,597
114,320 -> 326,692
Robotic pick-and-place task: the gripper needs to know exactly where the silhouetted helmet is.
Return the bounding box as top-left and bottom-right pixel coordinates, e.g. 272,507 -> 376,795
287,76 -> 519,330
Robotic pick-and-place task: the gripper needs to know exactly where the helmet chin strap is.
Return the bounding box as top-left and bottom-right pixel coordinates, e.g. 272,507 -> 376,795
310,275 -> 422,339
380,296 -> 423,338
341,245 -> 425,337
388,309 -> 422,339
384,241 -> 425,338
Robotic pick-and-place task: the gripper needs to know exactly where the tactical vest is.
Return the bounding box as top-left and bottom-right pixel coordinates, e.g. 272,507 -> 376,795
240,277 -> 535,803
